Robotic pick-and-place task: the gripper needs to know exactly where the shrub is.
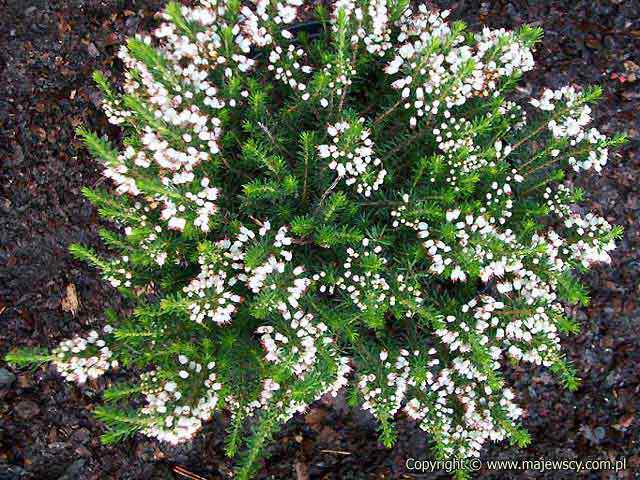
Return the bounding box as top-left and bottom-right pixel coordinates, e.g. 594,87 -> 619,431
6,1 -> 625,478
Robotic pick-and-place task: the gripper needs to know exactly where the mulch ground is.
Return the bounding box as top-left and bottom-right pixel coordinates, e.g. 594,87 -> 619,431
1,0 -> 639,479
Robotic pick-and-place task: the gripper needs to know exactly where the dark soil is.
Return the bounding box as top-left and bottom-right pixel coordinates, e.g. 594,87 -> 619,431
1,0 -> 639,479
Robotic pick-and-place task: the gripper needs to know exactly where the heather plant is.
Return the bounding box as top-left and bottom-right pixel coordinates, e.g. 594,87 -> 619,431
6,0 -> 626,478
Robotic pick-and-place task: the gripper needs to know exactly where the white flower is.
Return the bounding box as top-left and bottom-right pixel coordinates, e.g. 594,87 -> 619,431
450,265 -> 467,282
165,382 -> 177,392
168,217 -> 186,231
446,209 -> 461,222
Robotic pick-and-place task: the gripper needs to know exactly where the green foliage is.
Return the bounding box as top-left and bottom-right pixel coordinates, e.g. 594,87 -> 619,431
76,128 -> 119,167
94,406 -> 152,444
5,348 -> 53,369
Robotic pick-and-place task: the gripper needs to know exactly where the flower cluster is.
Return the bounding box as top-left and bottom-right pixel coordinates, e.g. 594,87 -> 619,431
531,86 -> 610,172
183,255 -> 240,324
52,326 -> 117,384
317,118 -> 387,197
268,43 -> 313,91
246,304 -> 351,424
358,350 -> 412,421
386,7 -> 535,129
564,213 -> 617,267
257,304 -> 329,377
139,356 -> 222,444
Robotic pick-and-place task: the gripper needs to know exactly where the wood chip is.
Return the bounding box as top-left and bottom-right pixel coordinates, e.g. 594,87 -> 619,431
294,460 -> 310,480
61,283 -> 80,316
173,466 -> 209,480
